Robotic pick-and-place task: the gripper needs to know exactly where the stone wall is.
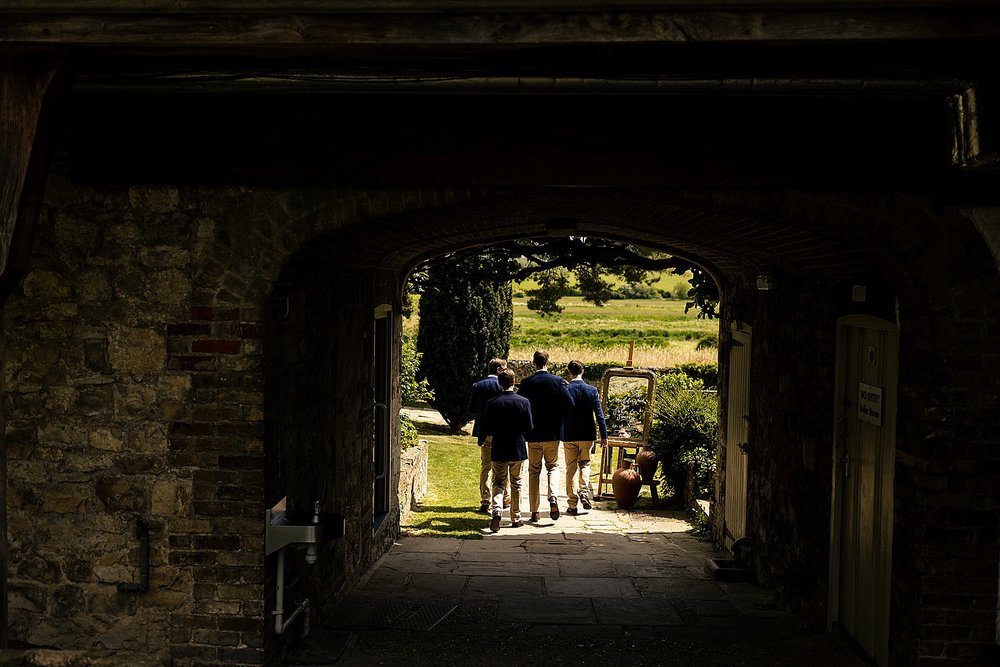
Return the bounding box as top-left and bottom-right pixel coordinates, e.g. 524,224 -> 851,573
4,164 -> 1000,667
397,442 -> 428,526
1,166 -> 457,664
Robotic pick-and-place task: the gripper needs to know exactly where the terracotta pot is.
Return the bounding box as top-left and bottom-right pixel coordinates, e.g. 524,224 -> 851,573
635,447 -> 658,484
612,460 -> 642,509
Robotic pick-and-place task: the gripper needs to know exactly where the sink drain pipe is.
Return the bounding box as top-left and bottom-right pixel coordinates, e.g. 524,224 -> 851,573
274,547 -> 310,636
117,517 -> 150,593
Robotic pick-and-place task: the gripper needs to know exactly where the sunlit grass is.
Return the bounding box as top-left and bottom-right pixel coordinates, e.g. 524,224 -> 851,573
401,427 -> 489,539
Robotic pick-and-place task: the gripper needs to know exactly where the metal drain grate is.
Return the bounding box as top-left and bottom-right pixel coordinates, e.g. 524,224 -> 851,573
356,599 -> 457,631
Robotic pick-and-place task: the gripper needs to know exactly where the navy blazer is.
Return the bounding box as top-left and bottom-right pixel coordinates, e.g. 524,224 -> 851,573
468,375 -> 503,438
478,391 -> 533,462
563,378 -> 609,441
516,370 -> 575,442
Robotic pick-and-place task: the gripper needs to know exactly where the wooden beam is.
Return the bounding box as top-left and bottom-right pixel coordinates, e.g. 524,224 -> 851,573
2,8 -> 1000,48
0,50 -> 65,282
0,0 -> 999,11
0,48 -> 66,650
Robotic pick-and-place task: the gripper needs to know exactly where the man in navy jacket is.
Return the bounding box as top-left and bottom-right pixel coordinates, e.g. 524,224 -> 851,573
469,358 -> 509,513
516,350 -> 575,522
478,369 -> 533,532
563,360 -> 609,514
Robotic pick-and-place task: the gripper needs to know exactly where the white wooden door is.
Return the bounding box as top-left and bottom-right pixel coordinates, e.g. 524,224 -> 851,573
724,326 -> 751,550
830,315 -> 897,666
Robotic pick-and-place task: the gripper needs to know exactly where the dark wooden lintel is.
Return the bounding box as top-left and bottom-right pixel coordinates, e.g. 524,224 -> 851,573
2,8 -> 1000,48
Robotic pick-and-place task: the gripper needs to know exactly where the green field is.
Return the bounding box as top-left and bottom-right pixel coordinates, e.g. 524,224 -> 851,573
404,273 -> 719,367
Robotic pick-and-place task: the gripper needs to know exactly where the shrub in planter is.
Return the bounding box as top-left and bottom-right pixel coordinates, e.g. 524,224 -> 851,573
649,380 -> 717,505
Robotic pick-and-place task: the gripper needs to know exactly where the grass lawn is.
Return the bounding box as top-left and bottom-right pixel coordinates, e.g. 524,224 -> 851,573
401,423 -> 488,539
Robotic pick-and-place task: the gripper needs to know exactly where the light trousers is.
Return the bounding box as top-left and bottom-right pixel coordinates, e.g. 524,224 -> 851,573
563,440 -> 593,509
480,440 -> 510,506
527,440 -> 561,512
491,460 -> 523,521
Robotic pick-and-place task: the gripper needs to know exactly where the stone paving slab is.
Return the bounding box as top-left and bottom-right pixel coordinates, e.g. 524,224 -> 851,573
450,559 -> 556,576
499,596 -> 596,624
556,558 -> 617,577
632,577 -> 727,600
544,575 -> 640,598
465,575 -> 545,598
592,597 -> 685,626
360,568 -> 409,593
405,573 -> 469,598
389,537 -> 462,554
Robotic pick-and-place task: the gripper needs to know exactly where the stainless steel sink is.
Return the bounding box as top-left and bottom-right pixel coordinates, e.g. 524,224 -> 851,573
265,507 -> 346,557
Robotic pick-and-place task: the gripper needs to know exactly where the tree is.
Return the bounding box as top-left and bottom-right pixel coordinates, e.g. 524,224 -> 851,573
414,237 -> 719,319
416,254 -> 513,433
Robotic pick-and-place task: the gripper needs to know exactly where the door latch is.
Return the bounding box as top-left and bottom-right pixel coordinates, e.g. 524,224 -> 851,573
840,452 -> 852,478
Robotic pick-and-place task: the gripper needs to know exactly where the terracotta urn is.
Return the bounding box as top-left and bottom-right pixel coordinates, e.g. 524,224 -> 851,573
612,460 -> 642,509
635,447 -> 658,484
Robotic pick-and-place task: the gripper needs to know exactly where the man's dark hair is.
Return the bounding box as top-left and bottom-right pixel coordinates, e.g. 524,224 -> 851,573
567,360 -> 584,376
532,350 -> 549,368
498,368 -> 516,389
488,358 -> 506,375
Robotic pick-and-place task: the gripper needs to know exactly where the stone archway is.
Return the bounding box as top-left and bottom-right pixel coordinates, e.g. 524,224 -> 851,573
3,175 -> 998,665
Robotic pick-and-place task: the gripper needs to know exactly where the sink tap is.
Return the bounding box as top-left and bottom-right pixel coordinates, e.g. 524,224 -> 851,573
305,501 -> 321,564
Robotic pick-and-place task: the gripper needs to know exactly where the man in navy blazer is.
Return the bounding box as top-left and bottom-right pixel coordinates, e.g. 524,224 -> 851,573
469,358 -> 509,513
563,359 -> 609,514
478,369 -> 533,532
516,350 -> 575,522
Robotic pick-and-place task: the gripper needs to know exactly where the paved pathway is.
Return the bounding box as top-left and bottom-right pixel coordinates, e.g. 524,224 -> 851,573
286,504 -> 868,666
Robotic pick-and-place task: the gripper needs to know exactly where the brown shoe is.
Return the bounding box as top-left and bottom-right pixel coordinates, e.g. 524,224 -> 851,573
510,519 -> 524,528
529,512 -> 540,523
566,507 -> 580,516
549,500 -> 560,521
490,514 -> 501,533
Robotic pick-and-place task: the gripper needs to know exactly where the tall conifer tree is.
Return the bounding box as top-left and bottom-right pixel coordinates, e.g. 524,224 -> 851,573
416,255 -> 513,433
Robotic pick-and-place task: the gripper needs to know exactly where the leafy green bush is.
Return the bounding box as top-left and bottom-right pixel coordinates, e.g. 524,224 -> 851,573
649,382 -> 718,504
677,362 -> 719,389
401,332 -> 434,404
400,414 -> 420,451
695,334 -> 718,351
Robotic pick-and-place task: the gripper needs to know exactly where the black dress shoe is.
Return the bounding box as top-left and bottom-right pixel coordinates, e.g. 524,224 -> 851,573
566,508 -> 580,516
490,515 -> 502,533
479,503 -> 491,514
549,500 -> 560,521
529,512 -> 540,523
510,519 -> 524,528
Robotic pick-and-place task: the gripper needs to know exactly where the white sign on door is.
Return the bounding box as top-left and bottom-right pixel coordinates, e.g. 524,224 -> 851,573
858,382 -> 883,426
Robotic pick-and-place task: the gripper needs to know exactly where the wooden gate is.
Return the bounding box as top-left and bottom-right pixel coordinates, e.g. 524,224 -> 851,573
723,325 -> 751,550
829,315 -> 898,666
